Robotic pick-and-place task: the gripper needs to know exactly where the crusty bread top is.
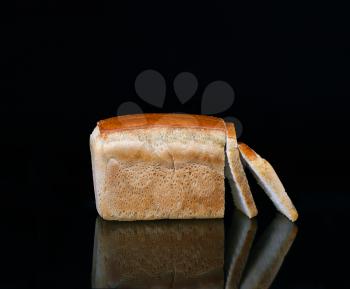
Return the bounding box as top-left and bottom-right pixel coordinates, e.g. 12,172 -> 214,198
238,142 -> 259,161
225,122 -> 237,140
98,113 -> 226,135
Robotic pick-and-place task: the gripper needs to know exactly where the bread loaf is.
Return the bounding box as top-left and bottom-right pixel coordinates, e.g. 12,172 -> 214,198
90,113 -> 299,221
90,114 -> 226,221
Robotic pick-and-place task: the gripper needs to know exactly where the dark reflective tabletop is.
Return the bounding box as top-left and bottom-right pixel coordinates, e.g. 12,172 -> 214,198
91,211 -> 296,289
3,192 -> 349,289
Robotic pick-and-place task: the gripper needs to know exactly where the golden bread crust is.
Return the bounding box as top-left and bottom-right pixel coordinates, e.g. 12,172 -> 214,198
237,142 -> 258,161
98,113 -> 226,135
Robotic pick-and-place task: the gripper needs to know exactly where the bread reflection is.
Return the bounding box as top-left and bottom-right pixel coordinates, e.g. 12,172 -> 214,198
239,213 -> 298,289
92,218 -> 224,289
224,211 -> 257,289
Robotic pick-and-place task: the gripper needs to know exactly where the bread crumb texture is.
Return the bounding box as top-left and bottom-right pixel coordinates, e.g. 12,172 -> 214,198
91,125 -> 226,220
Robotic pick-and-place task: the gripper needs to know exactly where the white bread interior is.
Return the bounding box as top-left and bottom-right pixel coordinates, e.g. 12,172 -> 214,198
225,123 -> 258,218
238,143 -> 298,222
90,114 -> 226,221
240,213 -> 298,289
225,210 -> 257,289
92,217 -> 224,288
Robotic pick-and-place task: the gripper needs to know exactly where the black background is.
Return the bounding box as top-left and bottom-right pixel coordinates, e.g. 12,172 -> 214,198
2,1 -> 350,288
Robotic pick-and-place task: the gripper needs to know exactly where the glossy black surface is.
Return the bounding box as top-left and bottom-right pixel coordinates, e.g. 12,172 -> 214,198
4,0 -> 350,288
2,180 -> 349,288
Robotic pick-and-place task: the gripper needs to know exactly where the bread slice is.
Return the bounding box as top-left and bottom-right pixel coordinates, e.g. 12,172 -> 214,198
92,217 -> 224,289
225,122 -> 258,218
225,210 -> 257,289
240,213 -> 298,289
90,113 -> 226,221
238,143 -> 298,222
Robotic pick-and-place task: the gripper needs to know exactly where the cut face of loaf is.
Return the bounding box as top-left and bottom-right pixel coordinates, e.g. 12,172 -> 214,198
92,217 -> 224,288
90,114 -> 226,221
